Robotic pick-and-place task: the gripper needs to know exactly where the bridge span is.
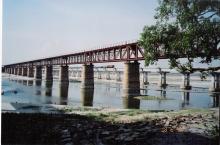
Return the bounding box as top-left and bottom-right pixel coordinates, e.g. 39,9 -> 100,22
3,41 -> 220,95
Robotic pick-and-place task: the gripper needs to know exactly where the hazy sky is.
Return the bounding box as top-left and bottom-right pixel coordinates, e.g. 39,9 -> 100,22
3,0 -> 219,68
3,0 -> 158,65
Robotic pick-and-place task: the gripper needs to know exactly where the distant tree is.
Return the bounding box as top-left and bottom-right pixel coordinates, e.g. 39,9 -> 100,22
139,0 -> 220,73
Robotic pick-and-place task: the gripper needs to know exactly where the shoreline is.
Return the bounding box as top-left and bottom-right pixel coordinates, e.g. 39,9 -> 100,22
1,102 -> 219,145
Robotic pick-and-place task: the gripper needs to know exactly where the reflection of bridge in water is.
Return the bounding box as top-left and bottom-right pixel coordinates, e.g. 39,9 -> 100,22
3,41 -> 220,108
13,79 -> 220,109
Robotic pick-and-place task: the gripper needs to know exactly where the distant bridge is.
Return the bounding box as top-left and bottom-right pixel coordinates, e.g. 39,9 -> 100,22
3,40 -> 220,94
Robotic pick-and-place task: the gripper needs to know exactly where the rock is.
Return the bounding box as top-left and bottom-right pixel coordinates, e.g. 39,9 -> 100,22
124,136 -> 134,142
164,120 -> 170,127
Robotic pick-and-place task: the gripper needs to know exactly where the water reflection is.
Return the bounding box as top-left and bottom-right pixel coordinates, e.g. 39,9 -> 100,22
80,88 -> 94,106
122,96 -> 140,109
35,80 -> 42,96
35,80 -> 42,86
181,91 -> 190,108
27,80 -> 33,86
22,80 -> 27,86
45,81 -> 53,97
160,88 -> 167,98
59,82 -> 69,105
210,93 -> 219,107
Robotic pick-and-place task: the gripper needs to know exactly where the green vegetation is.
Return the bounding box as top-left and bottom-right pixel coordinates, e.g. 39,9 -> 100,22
139,0 -> 220,73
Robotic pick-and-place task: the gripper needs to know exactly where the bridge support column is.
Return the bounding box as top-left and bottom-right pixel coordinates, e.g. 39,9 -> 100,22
22,67 -> 27,76
35,66 -> 42,79
45,65 -> 53,81
80,88 -> 94,106
59,65 -> 69,82
158,71 -> 169,87
141,71 -> 150,86
81,63 -> 94,89
209,72 -> 220,92
14,68 -> 17,75
123,61 -> 140,97
18,68 -> 22,75
106,71 -> 110,80
13,68 -> 16,75
180,72 -> 192,90
116,71 -> 121,81
27,67 -> 34,77
98,71 -> 101,79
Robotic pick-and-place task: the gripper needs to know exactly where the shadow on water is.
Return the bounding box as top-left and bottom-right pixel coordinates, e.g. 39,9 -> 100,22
210,93 -> 220,107
80,88 -> 94,106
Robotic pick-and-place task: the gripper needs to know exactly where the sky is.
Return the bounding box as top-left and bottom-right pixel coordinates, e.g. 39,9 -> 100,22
2,0 -> 158,65
2,0 -> 219,69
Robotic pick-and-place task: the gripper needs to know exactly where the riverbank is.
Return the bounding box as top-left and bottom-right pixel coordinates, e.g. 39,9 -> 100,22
2,103 -> 219,145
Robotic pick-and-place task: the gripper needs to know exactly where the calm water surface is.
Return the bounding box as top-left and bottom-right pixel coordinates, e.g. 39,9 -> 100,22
2,76 -> 219,110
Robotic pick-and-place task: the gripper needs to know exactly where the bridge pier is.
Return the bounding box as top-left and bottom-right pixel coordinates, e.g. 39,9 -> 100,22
35,66 -> 42,79
116,71 -> 121,81
27,67 -> 34,77
18,67 -> 22,75
123,61 -> 140,97
14,68 -> 17,75
209,72 -> 220,92
22,67 -> 27,76
81,63 -> 94,89
80,88 -> 94,106
141,71 -> 150,86
158,71 -> 169,87
106,71 -> 111,80
180,72 -> 192,90
59,65 -> 69,82
45,65 -> 53,81
122,96 -> 140,109
59,82 -> 69,105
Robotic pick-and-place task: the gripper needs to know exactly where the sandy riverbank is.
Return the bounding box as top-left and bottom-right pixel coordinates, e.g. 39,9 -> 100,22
1,102 -> 219,145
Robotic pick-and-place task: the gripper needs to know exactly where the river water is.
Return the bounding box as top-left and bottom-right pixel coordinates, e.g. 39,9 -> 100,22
2,74 -> 219,110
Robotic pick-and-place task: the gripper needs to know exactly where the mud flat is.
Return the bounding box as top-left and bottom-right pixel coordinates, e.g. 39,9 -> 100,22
2,103 -> 219,145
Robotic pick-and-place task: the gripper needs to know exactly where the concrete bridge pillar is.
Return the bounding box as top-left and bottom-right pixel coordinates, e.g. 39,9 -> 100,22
18,68 -> 22,75
14,68 -> 17,75
123,61 -> 140,97
27,67 -> 34,77
81,63 -> 94,89
22,67 -> 27,76
141,71 -> 150,86
106,71 -> 110,80
158,71 -> 169,87
45,65 -> 53,81
98,71 -> 102,79
80,88 -> 94,106
116,71 -> 121,81
77,71 -> 81,78
180,73 -> 192,90
122,96 -> 140,109
59,65 -> 69,82
14,68 -> 16,74
59,82 -> 69,105
209,72 -> 220,92
35,66 -> 42,79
